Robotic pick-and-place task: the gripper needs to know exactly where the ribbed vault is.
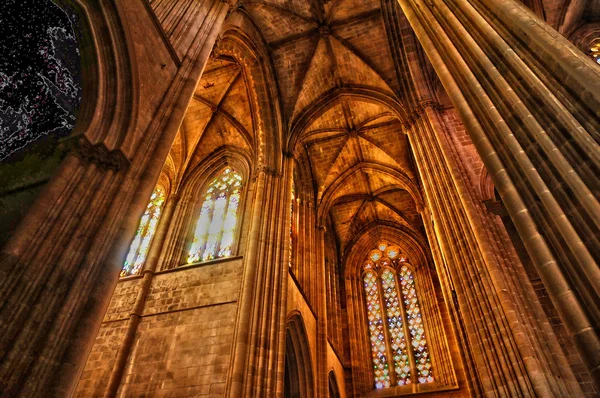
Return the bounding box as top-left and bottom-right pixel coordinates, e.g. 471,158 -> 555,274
294,95 -> 423,253
166,56 -> 255,190
242,0 -> 403,125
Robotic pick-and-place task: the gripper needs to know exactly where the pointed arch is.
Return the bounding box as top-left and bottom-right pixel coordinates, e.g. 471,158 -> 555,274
285,313 -> 315,398
217,12 -> 284,173
328,371 -> 341,398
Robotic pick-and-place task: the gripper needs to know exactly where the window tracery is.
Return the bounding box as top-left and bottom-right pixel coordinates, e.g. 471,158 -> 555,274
363,242 -> 434,389
188,168 -> 242,263
121,187 -> 166,277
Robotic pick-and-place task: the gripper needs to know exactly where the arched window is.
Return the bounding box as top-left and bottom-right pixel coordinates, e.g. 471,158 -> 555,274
590,40 -> 600,64
121,187 -> 166,277
363,242 -> 434,389
188,167 -> 243,263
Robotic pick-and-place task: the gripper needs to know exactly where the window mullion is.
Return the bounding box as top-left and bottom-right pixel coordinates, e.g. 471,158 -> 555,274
376,268 -> 397,387
214,191 -> 231,257
394,264 -> 417,385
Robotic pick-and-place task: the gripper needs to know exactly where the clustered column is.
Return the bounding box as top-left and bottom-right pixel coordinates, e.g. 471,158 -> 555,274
0,0 -> 230,395
396,0 -> 600,387
226,162 -> 291,397
406,101 -> 580,396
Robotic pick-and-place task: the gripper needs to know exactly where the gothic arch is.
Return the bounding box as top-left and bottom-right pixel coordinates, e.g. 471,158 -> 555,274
285,313 -> 315,398
287,88 -> 409,154
328,371 -> 341,398
158,146 -> 251,270
53,0 -> 137,157
479,167 -> 495,202
0,0 -> 145,395
317,162 -> 422,227
343,226 -> 458,396
568,21 -> 600,56
179,145 -> 252,198
218,13 -> 284,172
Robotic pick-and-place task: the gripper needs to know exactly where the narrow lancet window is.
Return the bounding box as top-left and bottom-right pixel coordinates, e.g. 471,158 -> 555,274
121,188 -> 166,277
399,265 -> 434,384
364,270 -> 391,389
591,41 -> 600,64
362,242 -> 434,389
188,168 -> 242,263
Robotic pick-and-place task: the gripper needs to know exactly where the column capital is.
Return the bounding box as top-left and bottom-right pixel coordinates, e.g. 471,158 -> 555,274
252,164 -> 282,180
73,137 -> 129,170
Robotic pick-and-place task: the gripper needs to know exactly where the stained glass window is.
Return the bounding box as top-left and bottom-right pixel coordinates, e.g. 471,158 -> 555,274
188,168 -> 242,263
591,41 -> 600,64
399,265 -> 434,384
121,188 -> 166,277
364,271 -> 390,389
362,242 -> 434,389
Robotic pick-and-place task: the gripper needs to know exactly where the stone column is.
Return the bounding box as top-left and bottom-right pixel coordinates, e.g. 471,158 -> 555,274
104,193 -> 181,397
396,0 -> 600,387
226,162 -> 291,397
406,102 -> 581,396
0,0 -> 229,395
316,225 -> 329,397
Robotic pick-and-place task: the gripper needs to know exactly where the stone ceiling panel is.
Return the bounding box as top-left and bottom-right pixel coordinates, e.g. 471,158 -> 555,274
357,136 -> 400,167
271,35 -> 320,119
326,0 -> 378,23
245,2 -> 317,44
304,102 -> 347,132
292,38 -> 337,119
220,75 -> 254,138
332,16 -> 400,93
306,134 -> 348,187
329,36 -> 392,93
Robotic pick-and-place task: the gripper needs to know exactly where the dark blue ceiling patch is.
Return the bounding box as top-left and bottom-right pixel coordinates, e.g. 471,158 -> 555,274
0,0 -> 82,162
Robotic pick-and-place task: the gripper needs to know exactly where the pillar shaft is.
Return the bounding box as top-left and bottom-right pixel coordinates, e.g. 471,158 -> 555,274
407,102 -> 580,395
226,164 -> 290,397
397,0 -> 600,387
0,0 -> 228,395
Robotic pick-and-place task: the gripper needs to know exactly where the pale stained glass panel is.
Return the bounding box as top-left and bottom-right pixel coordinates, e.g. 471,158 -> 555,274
121,188 -> 165,277
362,242 -> 435,390
188,197 -> 213,263
188,168 -> 243,263
591,42 -> 600,64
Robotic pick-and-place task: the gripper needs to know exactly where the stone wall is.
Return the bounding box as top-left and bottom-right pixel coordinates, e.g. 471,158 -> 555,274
76,257 -> 243,397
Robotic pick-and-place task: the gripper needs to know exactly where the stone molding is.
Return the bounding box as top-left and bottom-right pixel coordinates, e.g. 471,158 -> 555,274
73,137 -> 129,170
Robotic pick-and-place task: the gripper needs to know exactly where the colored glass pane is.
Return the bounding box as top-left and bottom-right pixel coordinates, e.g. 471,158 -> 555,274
362,242 -> 434,390
381,269 -> 411,385
121,188 -> 165,277
400,265 -> 434,384
187,168 -> 242,263
591,42 -> 600,64
364,271 -> 391,389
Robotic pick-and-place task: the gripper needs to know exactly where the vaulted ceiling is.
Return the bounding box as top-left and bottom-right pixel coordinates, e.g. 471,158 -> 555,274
237,0 -> 424,251
164,0 -> 424,251
295,97 -> 423,252
166,0 -> 596,253
165,57 -> 255,187
242,0 -> 402,124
